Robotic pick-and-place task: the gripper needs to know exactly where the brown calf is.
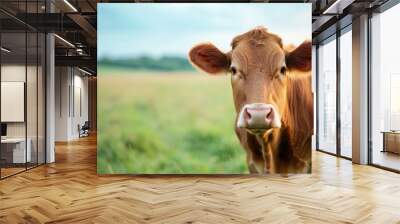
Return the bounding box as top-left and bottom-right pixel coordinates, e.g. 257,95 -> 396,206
189,27 -> 313,174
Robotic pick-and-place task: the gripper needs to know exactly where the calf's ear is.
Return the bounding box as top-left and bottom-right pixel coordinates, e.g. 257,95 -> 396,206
189,43 -> 230,75
286,41 -> 312,72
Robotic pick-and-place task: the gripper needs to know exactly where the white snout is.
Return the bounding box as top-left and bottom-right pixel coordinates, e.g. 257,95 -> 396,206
237,103 -> 281,130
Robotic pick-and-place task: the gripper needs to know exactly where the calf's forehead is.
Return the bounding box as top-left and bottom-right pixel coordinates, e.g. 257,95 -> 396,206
231,40 -> 285,72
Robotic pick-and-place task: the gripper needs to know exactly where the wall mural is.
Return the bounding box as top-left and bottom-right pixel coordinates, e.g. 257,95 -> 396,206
97,3 -> 312,174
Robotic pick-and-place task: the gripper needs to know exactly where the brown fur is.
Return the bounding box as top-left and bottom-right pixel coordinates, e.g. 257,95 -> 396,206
231,27 -> 283,49
189,43 -> 230,74
286,41 -> 312,72
262,74 -> 312,174
189,27 -> 312,174
283,75 -> 313,161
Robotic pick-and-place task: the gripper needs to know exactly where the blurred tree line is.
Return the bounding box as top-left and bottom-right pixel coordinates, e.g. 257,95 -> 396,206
99,56 -> 195,71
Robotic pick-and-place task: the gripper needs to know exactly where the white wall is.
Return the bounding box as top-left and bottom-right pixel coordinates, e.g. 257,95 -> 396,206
55,67 -> 70,141
1,65 -> 26,140
1,65 -> 37,138
55,67 -> 89,141
1,65 -> 25,142
71,73 -> 89,138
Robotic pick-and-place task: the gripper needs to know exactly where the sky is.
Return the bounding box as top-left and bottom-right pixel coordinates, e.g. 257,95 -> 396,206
98,3 -> 311,59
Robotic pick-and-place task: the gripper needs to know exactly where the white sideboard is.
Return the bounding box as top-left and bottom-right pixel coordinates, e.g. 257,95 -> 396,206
1,138 -> 32,163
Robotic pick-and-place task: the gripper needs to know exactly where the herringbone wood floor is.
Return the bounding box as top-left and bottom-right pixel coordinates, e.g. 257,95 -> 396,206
1,135 -> 400,224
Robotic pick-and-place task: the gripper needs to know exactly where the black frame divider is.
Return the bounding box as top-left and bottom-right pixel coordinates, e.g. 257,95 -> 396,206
25,1 -> 28,172
367,10 -> 373,166
36,0 -> 39,168
336,27 -> 341,158
315,44 -> 319,151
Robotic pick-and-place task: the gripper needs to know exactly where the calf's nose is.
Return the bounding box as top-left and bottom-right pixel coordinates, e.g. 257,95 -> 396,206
238,103 -> 279,130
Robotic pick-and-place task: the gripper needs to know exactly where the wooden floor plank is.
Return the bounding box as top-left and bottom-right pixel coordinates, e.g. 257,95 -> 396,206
0,135 -> 400,223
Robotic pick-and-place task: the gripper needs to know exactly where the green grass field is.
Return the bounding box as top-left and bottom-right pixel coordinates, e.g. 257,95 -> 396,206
97,67 -> 247,174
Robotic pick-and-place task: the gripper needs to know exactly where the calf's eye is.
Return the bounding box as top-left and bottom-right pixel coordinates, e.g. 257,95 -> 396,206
230,66 -> 237,75
280,66 -> 287,75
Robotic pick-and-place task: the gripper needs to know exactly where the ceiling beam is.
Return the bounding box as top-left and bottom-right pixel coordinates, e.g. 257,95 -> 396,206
323,0 -> 356,14
67,13 -> 97,46
55,55 -> 96,71
312,15 -> 335,33
13,13 -> 82,32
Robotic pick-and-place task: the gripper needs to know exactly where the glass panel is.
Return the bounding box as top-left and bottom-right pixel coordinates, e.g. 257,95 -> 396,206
317,37 -> 337,154
38,32 -> 45,165
371,4 -> 400,171
27,30 -> 38,169
1,31 -> 27,177
26,0 -> 39,169
339,29 -> 352,158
